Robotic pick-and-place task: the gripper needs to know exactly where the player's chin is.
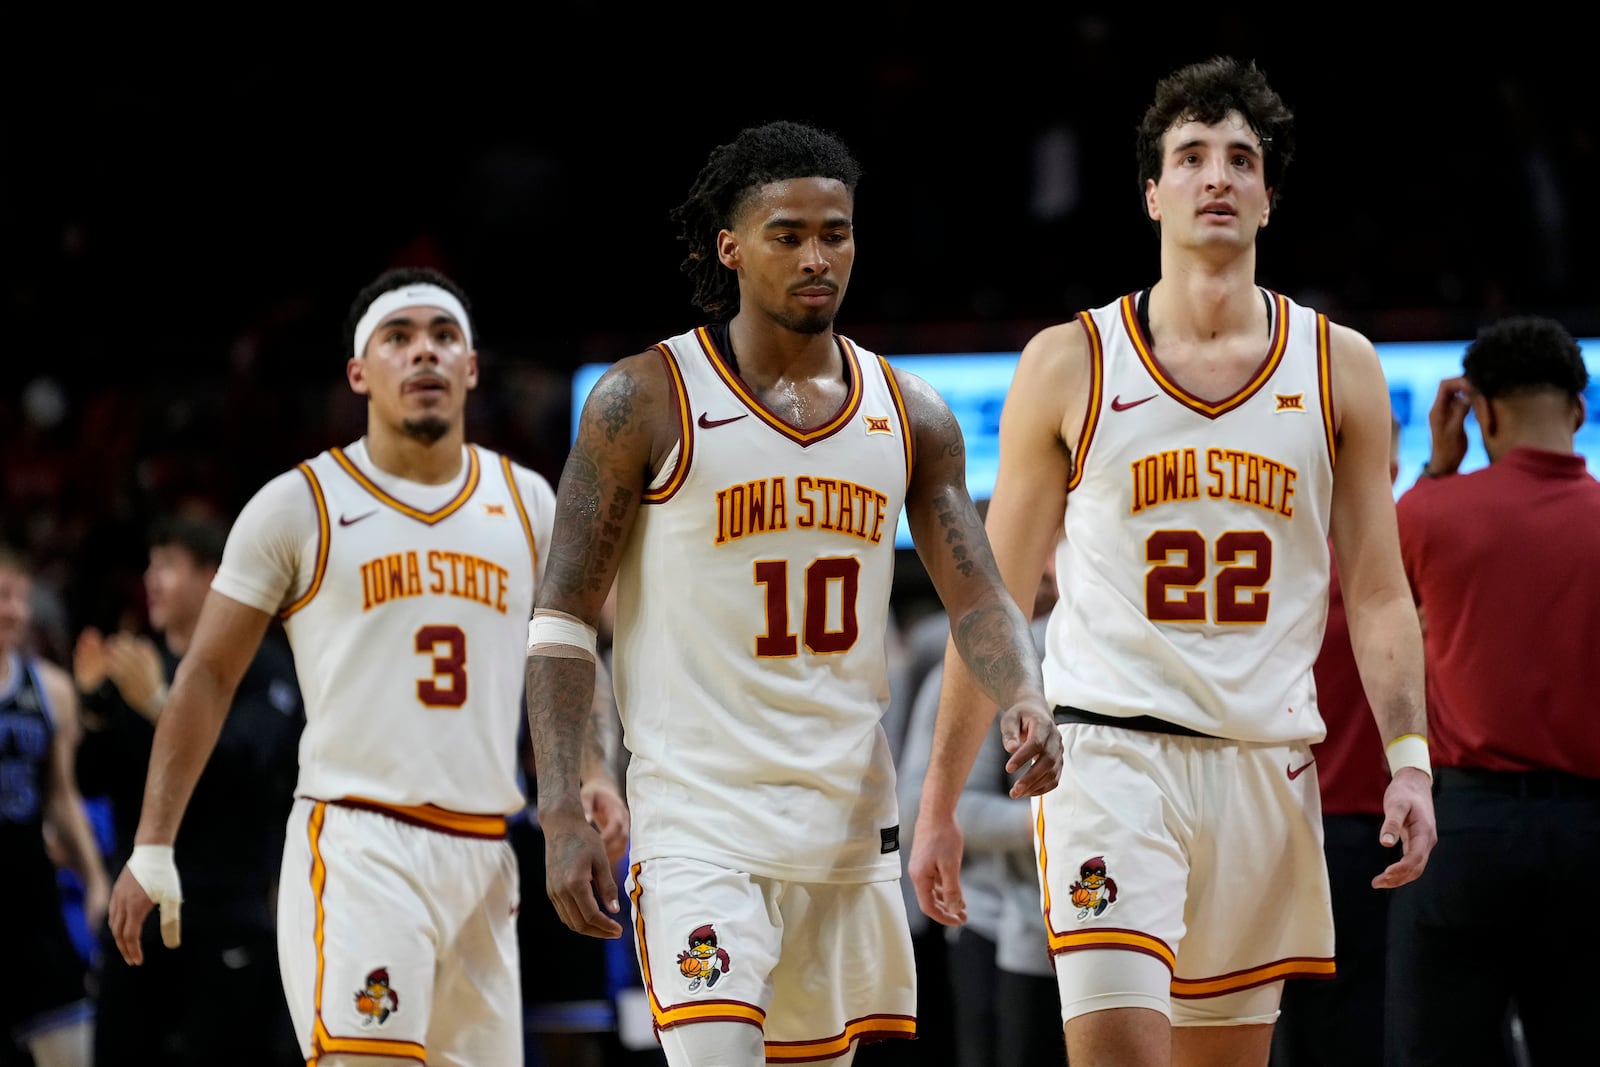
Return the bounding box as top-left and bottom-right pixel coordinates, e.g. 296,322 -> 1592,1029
401,414 -> 453,444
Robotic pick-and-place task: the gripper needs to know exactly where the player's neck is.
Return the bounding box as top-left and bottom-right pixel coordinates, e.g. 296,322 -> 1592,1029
1148,254 -> 1263,343
724,315 -> 841,389
363,427 -> 466,486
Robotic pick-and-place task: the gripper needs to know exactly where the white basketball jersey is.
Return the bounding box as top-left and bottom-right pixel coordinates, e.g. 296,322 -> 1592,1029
279,443 -> 543,817
613,326 -> 912,882
1045,290 -> 1337,742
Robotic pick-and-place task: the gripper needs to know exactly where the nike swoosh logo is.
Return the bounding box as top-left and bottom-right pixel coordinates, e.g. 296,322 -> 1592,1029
1110,394 -> 1158,411
1287,758 -> 1316,781
697,412 -> 749,429
339,510 -> 378,526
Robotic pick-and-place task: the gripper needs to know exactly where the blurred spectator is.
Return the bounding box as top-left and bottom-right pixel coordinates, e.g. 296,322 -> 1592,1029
1390,315 -> 1597,1065
74,514 -> 302,1066
0,544 -> 104,1067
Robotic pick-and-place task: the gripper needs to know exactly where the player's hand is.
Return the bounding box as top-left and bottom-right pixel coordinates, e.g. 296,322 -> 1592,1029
581,778 -> 631,865
542,806 -> 623,939
110,844 -> 184,964
999,701 -> 1062,798
1372,767 -> 1436,889
104,633 -> 167,722
1425,376 -> 1473,477
908,810 -> 967,927
73,627 -> 109,692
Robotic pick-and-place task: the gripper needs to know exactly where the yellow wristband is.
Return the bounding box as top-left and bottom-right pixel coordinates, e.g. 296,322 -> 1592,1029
1385,733 -> 1432,780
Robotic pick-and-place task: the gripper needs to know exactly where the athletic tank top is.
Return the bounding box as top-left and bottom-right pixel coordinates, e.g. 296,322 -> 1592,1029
280,444 -> 541,820
613,325 -> 913,881
1044,289 -> 1337,742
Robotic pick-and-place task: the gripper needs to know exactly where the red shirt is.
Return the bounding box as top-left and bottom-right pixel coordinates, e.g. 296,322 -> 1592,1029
1311,553 -> 1389,815
1396,447 -> 1600,776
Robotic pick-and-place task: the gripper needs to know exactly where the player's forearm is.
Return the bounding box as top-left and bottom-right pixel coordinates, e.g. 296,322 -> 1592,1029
920,605 -> 1044,820
527,653 -> 598,818
582,657 -> 620,786
1349,592 -> 1428,742
134,667 -> 235,844
948,597 -> 1048,722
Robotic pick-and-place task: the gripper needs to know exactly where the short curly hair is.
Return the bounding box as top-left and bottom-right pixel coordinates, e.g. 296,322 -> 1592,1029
670,120 -> 862,321
1136,56 -> 1296,220
1463,315 -> 1589,399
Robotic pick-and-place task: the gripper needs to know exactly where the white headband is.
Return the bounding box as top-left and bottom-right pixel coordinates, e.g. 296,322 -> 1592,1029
352,283 -> 473,360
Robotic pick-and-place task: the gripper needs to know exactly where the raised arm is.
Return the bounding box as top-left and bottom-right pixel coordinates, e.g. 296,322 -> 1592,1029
908,323 -> 1082,925
1327,322 -> 1436,889
898,361 -> 1061,926
526,350 -> 672,938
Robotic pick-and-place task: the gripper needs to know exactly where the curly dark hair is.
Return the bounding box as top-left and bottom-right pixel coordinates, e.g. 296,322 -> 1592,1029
669,120 -> 862,321
1136,56 -> 1296,223
1463,315 -> 1589,399
343,266 -> 473,358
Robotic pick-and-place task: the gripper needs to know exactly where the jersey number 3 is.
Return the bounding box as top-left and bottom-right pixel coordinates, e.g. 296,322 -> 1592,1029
754,557 -> 861,656
1145,530 -> 1271,624
415,624 -> 467,707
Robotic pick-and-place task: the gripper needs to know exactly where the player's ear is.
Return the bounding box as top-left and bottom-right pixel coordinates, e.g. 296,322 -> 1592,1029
347,357 -> 370,396
1143,179 -> 1161,222
465,351 -> 479,390
716,228 -> 740,269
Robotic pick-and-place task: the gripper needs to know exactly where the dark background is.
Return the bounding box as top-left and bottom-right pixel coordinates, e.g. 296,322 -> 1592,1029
5,16 -> 1596,636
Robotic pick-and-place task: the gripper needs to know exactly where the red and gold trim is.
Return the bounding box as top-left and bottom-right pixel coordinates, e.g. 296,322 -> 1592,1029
330,796 -> 508,838
1316,313 -> 1337,465
283,463 -> 331,619
697,326 -> 863,446
643,344 -> 693,505
1172,956 -> 1336,999
499,454 -> 539,577
876,352 -> 915,484
1070,311 -> 1107,492
310,1025 -> 425,1064
766,1015 -> 917,1062
330,445 -> 480,525
1120,290 -> 1291,420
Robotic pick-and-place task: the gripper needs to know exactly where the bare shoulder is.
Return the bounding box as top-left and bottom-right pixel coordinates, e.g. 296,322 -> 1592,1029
576,348 -> 678,447
1325,320 -> 1388,408
1326,320 -> 1381,367
888,365 -> 960,436
1019,317 -> 1094,376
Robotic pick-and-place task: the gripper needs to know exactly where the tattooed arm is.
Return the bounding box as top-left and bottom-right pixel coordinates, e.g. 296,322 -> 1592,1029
906,323 -> 1082,926
526,349 -> 673,938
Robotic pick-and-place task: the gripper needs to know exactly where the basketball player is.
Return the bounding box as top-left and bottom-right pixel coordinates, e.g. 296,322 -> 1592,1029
915,57 -> 1437,1066
0,545 -> 104,1067
105,267 -> 593,1066
525,120 -> 1061,1067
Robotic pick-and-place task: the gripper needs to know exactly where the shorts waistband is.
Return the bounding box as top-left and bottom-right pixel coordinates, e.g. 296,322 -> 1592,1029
1434,766 -> 1600,800
1052,705 -> 1215,739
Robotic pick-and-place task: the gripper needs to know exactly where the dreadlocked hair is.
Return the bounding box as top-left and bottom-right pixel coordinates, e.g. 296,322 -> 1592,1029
669,120 -> 862,320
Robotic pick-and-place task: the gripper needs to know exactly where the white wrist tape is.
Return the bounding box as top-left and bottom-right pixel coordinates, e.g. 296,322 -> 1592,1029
1386,733 -> 1432,780
528,609 -> 599,662
125,844 -> 184,948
